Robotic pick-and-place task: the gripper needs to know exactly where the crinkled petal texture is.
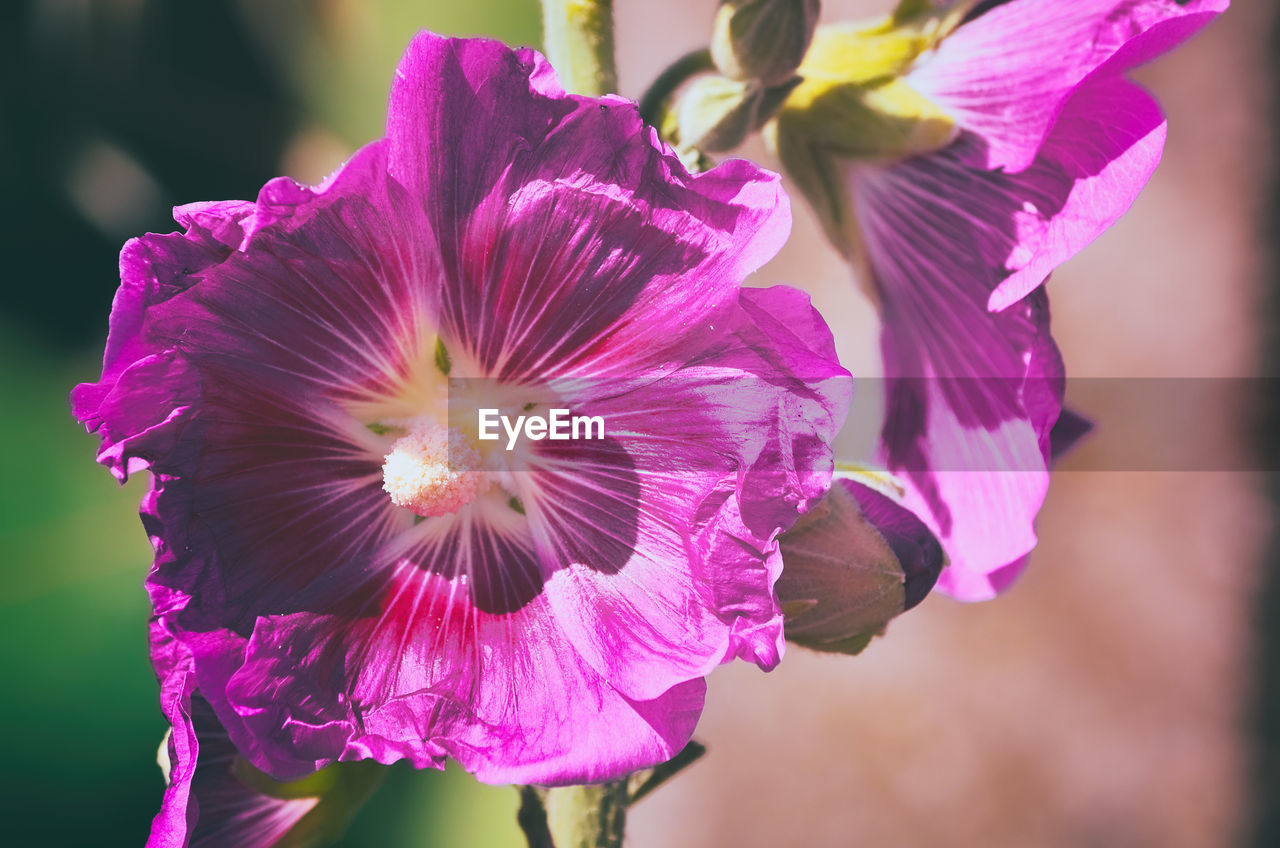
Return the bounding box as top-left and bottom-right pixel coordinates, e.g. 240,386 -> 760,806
148,613 -> 382,848
849,1 -> 1224,599
149,619 -> 318,848
74,33 -> 850,785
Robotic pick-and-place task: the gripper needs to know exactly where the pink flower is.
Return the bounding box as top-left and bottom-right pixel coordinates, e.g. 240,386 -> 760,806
73,33 -> 850,786
771,0 -> 1227,599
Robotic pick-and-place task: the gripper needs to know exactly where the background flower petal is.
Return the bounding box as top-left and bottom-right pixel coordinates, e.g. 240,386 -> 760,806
986,76 -> 1167,310
909,0 -> 1227,172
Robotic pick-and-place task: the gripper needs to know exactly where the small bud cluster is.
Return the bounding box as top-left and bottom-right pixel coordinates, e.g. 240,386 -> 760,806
674,0 -> 819,154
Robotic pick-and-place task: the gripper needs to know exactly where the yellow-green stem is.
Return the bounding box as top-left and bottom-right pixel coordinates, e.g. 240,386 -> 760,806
544,781 -> 628,848
540,0 -> 618,96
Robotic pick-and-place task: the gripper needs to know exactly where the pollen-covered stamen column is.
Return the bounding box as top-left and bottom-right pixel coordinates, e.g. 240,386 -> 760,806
382,421 -> 488,517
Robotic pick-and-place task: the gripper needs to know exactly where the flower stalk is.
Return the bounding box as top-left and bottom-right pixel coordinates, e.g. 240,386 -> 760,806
638,48 -> 714,129
517,782 -> 628,848
518,742 -> 707,847
546,782 -> 629,848
540,0 -> 618,96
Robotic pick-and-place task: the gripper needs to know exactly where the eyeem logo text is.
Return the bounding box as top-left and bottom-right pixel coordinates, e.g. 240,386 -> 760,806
478,408 -> 605,451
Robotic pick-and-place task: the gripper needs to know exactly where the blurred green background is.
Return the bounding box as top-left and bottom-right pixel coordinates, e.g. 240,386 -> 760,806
0,1 -> 543,845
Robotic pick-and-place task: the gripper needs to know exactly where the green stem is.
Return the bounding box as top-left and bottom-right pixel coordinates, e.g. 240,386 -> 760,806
543,781 -> 629,848
540,0 -> 618,96
515,742 -> 706,847
516,787 -> 555,848
637,48 -> 714,130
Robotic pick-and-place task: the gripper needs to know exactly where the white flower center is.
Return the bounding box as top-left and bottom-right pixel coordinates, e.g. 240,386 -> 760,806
381,421 -> 487,517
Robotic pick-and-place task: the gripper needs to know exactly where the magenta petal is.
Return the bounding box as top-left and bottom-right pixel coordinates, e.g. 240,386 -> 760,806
211,574 -> 705,786
386,33 -> 572,241
854,135 -> 1069,596
910,0 -> 1227,172
70,212 -> 242,481
878,292 -> 1062,600
73,140 -> 435,479
148,620 -> 324,848
172,200 -> 257,251
149,622 -> 200,847
94,148 -> 429,632
157,143 -> 435,406
986,76 -> 1166,310
541,286 -> 851,698
854,80 -> 1163,328
387,32 -> 790,381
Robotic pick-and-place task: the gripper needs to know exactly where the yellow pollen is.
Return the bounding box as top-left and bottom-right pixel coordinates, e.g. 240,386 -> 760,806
381,422 -> 487,517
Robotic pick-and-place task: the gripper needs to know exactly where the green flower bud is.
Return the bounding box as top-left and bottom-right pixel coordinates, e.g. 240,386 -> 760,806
777,474 -> 944,655
711,0 -> 821,87
676,75 -> 764,153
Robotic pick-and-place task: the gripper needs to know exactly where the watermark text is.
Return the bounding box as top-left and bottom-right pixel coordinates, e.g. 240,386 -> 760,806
478,408 -> 605,451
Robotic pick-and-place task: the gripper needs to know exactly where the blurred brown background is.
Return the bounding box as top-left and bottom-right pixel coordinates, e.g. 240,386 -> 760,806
0,1 -> 1271,845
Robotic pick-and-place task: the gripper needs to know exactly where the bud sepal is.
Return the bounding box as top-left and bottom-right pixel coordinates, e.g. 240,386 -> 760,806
778,473 -> 945,655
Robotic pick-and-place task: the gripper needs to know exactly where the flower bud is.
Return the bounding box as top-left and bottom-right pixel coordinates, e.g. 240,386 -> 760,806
676,75 -> 764,153
777,476 -> 944,654
711,0 -> 821,87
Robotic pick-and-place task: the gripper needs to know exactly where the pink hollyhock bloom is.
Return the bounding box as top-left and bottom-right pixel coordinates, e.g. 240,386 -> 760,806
771,0 -> 1227,599
72,32 -> 850,786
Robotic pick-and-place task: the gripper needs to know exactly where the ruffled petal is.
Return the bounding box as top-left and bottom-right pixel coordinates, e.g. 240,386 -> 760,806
909,0 -> 1226,171
82,145 -> 437,634
73,140 -> 437,479
148,618 -> 380,848
155,700 -> 319,848
149,621 -> 201,847
154,143 -> 437,409
387,32 -> 791,381
540,286 -> 851,698
204,572 -> 705,786
385,34 -> 574,251
70,201 -> 252,481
